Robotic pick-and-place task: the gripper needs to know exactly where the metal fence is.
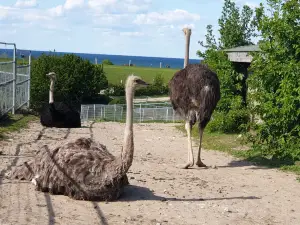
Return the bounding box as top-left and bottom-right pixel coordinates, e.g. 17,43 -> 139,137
0,42 -> 31,117
80,102 -> 184,123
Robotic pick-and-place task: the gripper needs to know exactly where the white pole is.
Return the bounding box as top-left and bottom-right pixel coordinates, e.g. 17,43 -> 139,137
94,104 -> 96,120
139,103 -> 142,123
27,51 -> 31,108
12,44 -> 17,114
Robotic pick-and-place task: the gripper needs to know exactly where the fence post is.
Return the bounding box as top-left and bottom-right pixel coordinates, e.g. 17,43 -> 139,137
166,108 -> 169,121
94,104 -> 96,120
12,44 -> 17,114
114,104 -> 116,121
139,103 -> 142,123
120,106 -> 123,121
27,51 -> 31,108
172,109 -> 175,123
86,106 -> 89,121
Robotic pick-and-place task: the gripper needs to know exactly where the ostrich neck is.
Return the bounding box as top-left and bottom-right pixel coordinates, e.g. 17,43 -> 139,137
184,33 -> 190,68
119,85 -> 134,174
49,79 -> 54,104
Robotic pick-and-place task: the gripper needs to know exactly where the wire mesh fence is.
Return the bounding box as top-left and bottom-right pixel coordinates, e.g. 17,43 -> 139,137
0,42 -> 31,117
80,102 -> 184,123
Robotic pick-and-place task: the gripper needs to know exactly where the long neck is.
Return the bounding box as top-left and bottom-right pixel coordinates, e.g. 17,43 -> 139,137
49,79 -> 54,104
184,32 -> 190,68
119,84 -> 134,174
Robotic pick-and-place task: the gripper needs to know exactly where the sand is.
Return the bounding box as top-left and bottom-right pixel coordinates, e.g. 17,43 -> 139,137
0,121 -> 299,225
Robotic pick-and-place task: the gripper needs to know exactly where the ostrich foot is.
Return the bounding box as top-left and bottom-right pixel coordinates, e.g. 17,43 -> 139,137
196,161 -> 207,167
176,162 -> 194,169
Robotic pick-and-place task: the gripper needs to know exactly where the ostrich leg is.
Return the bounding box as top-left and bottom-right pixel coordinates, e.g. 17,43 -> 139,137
178,121 -> 194,169
196,126 -> 206,167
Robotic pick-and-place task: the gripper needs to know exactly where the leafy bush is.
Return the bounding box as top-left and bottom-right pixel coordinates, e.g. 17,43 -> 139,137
196,0 -> 256,133
108,97 -> 126,105
30,54 -> 108,111
106,74 -> 169,97
102,59 -> 114,65
207,96 -> 250,133
247,0 -> 300,162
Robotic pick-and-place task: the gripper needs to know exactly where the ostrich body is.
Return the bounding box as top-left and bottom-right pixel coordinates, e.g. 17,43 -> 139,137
169,64 -> 220,169
40,72 -> 81,128
11,75 -> 149,201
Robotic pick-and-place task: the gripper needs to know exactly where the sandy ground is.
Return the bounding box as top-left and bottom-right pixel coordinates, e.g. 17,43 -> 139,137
0,121 -> 300,225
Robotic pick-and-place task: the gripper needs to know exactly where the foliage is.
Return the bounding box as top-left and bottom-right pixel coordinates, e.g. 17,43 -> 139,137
107,74 -> 169,97
247,0 -> 300,162
0,114 -> 37,140
197,0 -> 255,133
102,59 -> 114,65
30,54 -> 108,111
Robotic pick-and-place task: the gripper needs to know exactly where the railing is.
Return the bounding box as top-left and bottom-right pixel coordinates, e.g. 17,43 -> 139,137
0,42 -> 31,117
80,103 -> 184,123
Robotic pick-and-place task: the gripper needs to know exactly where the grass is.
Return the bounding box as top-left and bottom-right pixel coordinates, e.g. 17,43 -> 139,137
0,114 -> 38,140
175,124 -> 300,176
102,65 -> 179,85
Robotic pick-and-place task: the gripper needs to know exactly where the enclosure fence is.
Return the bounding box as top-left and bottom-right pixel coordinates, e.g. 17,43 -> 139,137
0,42 -> 31,117
80,102 -> 184,123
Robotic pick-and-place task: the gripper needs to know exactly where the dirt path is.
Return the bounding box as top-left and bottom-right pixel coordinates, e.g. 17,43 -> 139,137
0,121 -> 299,225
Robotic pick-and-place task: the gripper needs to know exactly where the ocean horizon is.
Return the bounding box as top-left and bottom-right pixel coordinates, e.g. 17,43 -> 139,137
0,48 -> 201,69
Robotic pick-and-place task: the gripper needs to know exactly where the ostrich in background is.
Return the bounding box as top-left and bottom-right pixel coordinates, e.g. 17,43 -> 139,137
40,72 -> 81,128
11,75 -> 149,201
169,28 -> 221,169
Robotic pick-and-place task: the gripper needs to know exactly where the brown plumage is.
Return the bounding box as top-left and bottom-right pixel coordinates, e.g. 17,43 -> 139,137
11,75 -> 149,201
169,64 -> 220,169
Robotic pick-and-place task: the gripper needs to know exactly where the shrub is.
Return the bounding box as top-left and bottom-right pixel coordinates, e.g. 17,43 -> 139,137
207,96 -> 250,133
107,74 -> 169,97
30,54 -> 108,111
102,59 -> 114,65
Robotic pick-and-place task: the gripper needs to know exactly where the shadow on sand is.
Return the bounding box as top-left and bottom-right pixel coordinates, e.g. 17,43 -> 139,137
119,185 -> 260,202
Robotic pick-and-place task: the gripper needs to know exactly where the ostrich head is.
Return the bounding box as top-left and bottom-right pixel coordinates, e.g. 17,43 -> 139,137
46,72 -> 56,81
125,75 -> 149,90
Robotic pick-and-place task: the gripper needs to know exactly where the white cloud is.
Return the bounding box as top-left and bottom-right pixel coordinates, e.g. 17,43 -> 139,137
14,0 -> 37,8
245,1 -> 259,9
134,9 -> 200,25
120,31 -> 144,37
64,0 -> 85,10
48,5 -> 64,17
88,0 -> 150,13
0,6 -> 10,20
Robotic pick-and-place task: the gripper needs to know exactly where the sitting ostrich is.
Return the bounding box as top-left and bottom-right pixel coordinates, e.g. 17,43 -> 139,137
169,64 -> 220,169
11,75 -> 149,201
40,72 -> 81,128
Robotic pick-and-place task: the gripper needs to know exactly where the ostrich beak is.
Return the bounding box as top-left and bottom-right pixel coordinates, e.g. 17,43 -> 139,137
136,79 -> 149,86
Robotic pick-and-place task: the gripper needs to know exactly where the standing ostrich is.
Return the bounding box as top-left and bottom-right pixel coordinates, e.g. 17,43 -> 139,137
169,64 -> 220,169
11,75 -> 149,201
40,72 -> 81,128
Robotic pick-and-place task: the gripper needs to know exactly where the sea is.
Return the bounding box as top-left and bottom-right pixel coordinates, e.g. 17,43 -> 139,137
0,48 -> 201,69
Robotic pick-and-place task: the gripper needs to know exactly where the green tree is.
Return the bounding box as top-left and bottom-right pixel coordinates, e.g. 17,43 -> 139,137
102,59 -> 114,65
248,0 -> 300,162
31,54 -> 108,111
197,0 -> 256,133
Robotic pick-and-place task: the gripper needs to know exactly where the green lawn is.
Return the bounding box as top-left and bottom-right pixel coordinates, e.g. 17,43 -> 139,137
0,114 -> 38,140
102,65 -> 179,85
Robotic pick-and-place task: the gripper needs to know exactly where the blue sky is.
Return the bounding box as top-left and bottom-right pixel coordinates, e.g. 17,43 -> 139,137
0,0 -> 262,58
